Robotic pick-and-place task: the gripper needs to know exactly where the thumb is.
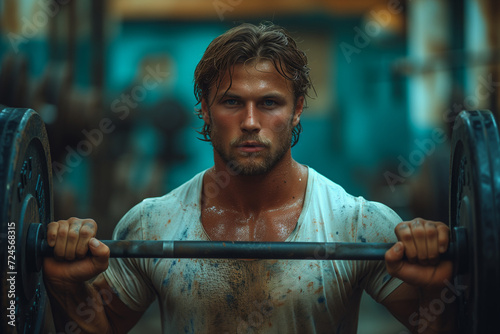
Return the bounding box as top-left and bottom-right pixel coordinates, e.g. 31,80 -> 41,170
385,241 -> 405,275
88,238 -> 110,271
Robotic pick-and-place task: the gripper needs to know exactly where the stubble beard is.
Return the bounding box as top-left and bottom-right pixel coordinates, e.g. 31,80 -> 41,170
210,117 -> 294,176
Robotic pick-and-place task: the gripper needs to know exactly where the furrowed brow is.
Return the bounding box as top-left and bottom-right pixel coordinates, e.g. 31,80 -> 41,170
215,91 -> 241,102
262,93 -> 286,101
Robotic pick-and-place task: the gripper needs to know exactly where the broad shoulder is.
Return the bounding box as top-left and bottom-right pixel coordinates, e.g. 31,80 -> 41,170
307,168 -> 399,220
112,171 -> 205,240
305,168 -> 402,242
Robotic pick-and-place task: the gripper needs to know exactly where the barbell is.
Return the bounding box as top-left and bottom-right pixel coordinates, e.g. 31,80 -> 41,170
0,107 -> 499,334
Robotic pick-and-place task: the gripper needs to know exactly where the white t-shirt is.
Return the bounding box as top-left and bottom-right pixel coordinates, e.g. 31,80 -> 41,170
103,167 -> 403,334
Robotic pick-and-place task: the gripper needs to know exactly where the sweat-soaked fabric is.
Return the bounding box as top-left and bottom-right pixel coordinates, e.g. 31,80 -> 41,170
103,167 -> 403,333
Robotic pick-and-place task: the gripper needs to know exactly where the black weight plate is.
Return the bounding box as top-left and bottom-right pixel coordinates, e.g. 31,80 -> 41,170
449,110 -> 500,334
0,108 -> 53,334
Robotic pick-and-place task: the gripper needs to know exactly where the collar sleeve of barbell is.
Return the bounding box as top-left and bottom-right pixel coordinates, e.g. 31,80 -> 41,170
105,241 -> 175,258
40,239 -> 53,257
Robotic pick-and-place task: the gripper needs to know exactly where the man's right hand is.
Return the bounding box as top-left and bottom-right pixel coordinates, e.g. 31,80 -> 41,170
42,218 -> 110,286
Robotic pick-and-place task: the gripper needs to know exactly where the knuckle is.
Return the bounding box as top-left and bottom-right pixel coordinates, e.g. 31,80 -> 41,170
404,247 -> 417,258
53,219 -> 71,229
411,219 -> 423,228
82,220 -> 98,233
425,227 -> 438,237
402,245 -> 417,258
67,217 -> 80,225
79,227 -> 93,238
80,222 -> 96,235
396,222 -> 409,231
412,228 -> 425,238
438,227 -> 450,236
438,231 -> 450,242
68,219 -> 82,229
82,218 -> 96,226
411,217 -> 422,225
437,224 -> 450,233
67,229 -> 79,241
57,228 -> 68,238
439,237 -> 450,247
47,230 -> 57,239
395,223 -> 410,238
47,221 -> 59,229
401,233 -> 413,242
424,221 -> 436,228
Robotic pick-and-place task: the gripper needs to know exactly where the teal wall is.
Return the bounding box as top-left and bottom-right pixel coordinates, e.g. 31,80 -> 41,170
102,16 -> 409,200
0,14 -> 413,218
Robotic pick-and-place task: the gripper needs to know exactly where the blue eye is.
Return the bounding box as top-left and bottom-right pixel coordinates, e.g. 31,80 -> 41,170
224,99 -> 238,106
263,100 -> 276,107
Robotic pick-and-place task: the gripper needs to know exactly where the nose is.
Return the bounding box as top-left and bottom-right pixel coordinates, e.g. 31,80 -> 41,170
240,104 -> 260,133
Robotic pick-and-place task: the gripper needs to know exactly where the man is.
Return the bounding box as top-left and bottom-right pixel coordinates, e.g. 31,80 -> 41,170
43,23 -> 455,333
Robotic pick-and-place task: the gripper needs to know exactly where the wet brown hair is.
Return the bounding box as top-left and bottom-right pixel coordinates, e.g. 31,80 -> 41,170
194,22 -> 313,147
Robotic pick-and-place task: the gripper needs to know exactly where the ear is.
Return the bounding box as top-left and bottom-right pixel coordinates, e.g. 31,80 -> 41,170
201,98 -> 211,125
292,96 -> 304,127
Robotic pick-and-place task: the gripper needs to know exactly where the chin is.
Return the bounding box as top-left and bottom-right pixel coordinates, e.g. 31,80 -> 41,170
238,165 -> 270,176
229,157 -> 274,176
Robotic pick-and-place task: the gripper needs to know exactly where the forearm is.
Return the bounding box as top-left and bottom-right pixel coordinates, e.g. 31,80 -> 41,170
46,280 -> 113,334
416,286 -> 457,334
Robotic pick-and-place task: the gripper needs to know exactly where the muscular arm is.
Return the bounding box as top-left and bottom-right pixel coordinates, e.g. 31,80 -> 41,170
43,218 -> 145,333
46,274 -> 143,333
382,282 -> 457,334
382,219 -> 457,333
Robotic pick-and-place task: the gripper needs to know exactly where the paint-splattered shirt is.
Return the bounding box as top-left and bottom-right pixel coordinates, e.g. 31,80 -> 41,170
103,167 -> 403,333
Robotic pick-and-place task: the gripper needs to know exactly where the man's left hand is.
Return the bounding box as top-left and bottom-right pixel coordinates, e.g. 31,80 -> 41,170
385,218 -> 454,287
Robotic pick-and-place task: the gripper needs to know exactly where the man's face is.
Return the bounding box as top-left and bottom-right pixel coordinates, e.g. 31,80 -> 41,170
202,60 -> 303,175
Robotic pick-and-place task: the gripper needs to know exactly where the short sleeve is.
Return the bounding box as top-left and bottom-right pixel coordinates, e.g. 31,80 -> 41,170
356,200 -> 404,303
102,201 -> 157,312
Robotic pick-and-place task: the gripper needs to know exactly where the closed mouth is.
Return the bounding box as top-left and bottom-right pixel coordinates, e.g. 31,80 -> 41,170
237,141 -> 265,148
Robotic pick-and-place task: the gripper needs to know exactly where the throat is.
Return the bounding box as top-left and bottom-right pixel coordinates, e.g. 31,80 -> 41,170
200,164 -> 308,241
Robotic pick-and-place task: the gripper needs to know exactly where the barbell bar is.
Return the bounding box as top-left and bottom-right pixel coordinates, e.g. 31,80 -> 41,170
29,222 -> 459,262
1,107 -> 499,334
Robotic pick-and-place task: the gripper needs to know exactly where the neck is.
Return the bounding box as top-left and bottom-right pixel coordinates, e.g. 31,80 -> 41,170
203,152 -> 307,214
